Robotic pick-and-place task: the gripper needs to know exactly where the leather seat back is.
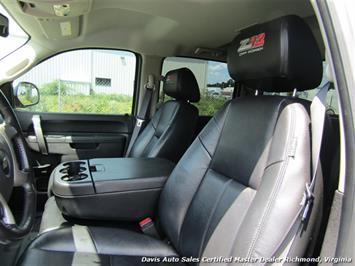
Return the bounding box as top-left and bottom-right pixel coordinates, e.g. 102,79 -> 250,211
158,15 -> 323,260
128,68 -> 200,162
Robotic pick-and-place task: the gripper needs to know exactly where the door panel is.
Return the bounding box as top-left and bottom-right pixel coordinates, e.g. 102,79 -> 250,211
7,49 -> 138,211
27,134 -> 127,160
17,110 -> 133,161
15,110 -> 134,194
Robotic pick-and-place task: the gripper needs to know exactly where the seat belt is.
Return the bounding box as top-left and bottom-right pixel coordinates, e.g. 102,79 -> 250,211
270,82 -> 331,263
303,82 -> 330,221
125,75 -> 155,156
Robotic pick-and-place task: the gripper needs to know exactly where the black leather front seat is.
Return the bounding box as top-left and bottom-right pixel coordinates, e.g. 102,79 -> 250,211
46,67 -> 199,196
127,67 -> 200,163
18,15 -> 324,265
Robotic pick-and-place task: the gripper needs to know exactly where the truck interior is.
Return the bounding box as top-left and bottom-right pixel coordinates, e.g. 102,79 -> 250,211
0,0 -> 353,265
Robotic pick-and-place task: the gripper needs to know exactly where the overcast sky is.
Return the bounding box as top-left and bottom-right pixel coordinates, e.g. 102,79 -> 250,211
208,61 -> 231,84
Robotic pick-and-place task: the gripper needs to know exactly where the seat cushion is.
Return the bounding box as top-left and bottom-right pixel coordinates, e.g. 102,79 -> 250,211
18,226 -> 179,266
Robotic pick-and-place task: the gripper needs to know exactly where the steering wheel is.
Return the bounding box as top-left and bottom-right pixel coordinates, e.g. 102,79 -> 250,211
0,90 -> 35,244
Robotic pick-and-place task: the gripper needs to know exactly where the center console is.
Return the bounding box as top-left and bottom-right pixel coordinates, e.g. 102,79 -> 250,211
51,158 -> 175,221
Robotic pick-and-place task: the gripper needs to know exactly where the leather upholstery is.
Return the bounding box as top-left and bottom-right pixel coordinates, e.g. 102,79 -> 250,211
128,101 -> 198,163
20,96 -> 319,265
128,68 -> 200,163
17,226 -> 179,266
46,72 -> 199,195
159,96 -> 316,259
163,68 -> 200,102
19,15 -> 324,265
27,227 -> 176,257
228,15 -> 322,92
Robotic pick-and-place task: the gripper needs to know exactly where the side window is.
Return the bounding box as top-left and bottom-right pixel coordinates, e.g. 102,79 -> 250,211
297,63 -> 339,115
265,62 -> 339,115
14,49 -> 136,114
160,57 -> 234,116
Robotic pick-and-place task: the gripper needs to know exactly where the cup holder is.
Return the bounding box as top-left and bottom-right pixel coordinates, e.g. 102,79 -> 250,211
60,161 -> 88,182
60,167 -> 86,174
61,173 -> 88,182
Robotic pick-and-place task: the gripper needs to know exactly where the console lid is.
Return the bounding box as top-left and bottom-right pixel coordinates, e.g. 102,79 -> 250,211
90,158 -> 175,193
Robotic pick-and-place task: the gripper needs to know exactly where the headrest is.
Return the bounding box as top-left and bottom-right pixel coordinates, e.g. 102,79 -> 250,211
163,68 -> 200,102
227,15 -> 322,92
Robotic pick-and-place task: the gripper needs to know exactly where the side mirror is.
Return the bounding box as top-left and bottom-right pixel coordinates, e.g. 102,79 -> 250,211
0,13 -> 9,37
14,82 -> 40,108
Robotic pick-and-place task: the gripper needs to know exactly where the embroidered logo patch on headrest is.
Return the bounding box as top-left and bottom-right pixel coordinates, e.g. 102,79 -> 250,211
237,32 -> 266,56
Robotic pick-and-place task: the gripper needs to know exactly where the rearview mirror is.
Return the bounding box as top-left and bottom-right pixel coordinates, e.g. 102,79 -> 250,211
14,82 -> 40,108
0,13 -> 9,37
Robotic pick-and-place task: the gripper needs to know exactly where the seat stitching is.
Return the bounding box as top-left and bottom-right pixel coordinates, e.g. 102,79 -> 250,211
197,136 -> 212,159
244,101 -> 296,262
224,188 -> 257,260
264,159 -> 285,170
196,114 -> 224,158
147,103 -> 179,156
198,176 -> 233,257
86,227 -> 98,254
156,102 -> 179,136
196,109 -> 224,159
245,102 -> 296,260
212,115 -> 221,131
177,104 -> 231,250
141,104 -> 178,156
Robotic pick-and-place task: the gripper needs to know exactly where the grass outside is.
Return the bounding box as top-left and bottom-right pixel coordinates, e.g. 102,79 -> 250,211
23,95 -> 226,116
18,80 -> 227,116
20,93 -> 227,116
17,80 -> 339,117
193,97 -> 226,116
22,94 -> 133,114
162,96 -> 226,116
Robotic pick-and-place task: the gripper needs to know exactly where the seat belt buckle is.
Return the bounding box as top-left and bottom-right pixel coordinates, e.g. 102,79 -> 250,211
139,217 -> 159,239
136,118 -> 145,127
302,183 -> 314,222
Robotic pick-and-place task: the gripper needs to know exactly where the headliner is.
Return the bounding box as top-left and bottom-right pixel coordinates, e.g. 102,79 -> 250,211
1,0 -> 318,59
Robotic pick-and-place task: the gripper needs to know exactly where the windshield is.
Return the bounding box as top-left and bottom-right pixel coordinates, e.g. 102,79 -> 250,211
0,4 -> 29,60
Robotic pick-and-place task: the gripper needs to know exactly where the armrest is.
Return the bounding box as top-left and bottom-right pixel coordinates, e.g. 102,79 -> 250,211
52,158 -> 175,221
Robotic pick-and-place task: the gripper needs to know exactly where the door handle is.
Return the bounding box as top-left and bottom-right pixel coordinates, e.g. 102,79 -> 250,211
32,115 -> 48,155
